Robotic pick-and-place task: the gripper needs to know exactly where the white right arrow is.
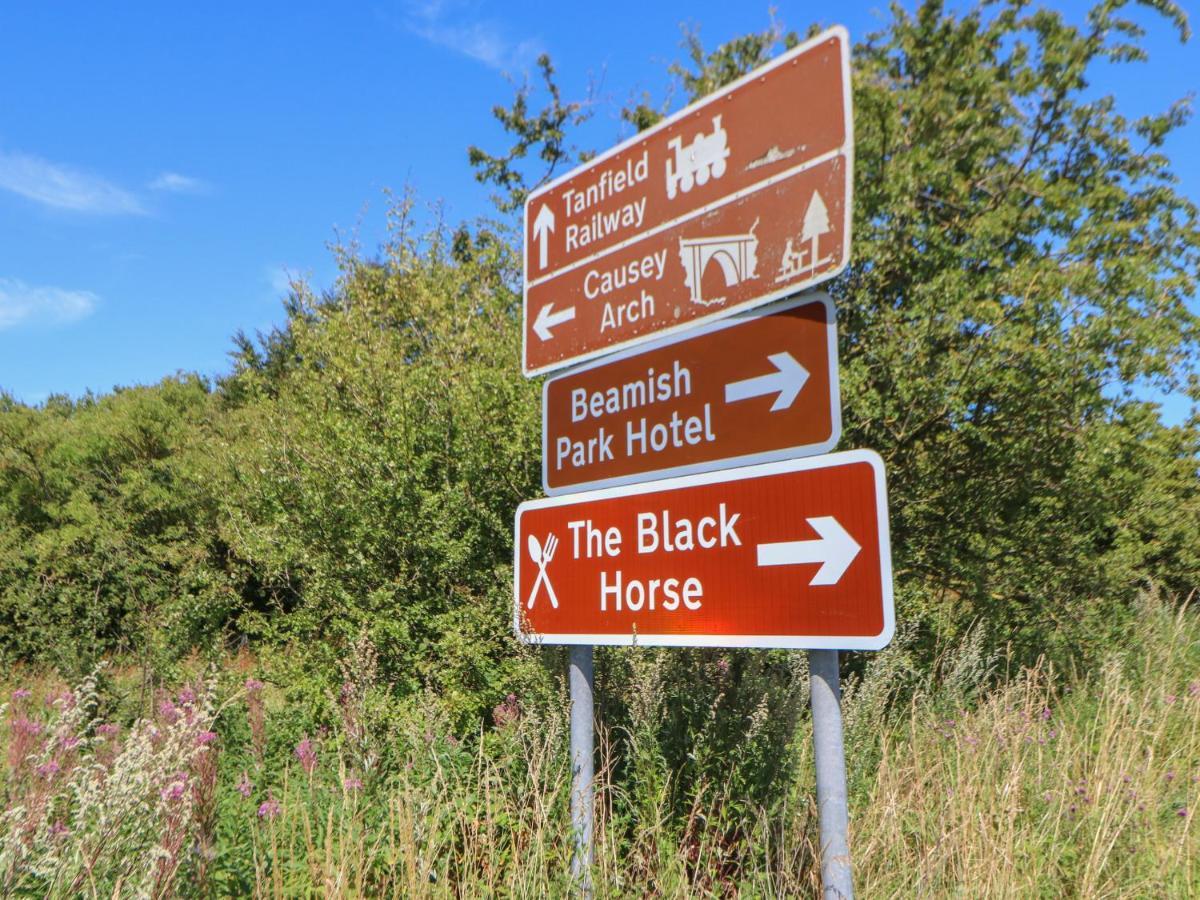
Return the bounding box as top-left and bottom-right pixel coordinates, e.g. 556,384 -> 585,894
533,302 -> 575,341
756,516 -> 861,586
724,352 -> 810,412
532,204 -> 556,270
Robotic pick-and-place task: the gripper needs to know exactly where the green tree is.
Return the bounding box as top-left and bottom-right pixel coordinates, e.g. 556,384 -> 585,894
217,204 -> 548,722
842,0 -> 1198,658
0,378 -> 236,674
471,0 -> 1200,663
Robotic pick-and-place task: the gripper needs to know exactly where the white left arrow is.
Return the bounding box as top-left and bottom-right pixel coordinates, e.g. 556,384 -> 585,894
532,204 -> 555,270
724,352 -> 810,412
756,516 -> 861,586
533,302 -> 575,341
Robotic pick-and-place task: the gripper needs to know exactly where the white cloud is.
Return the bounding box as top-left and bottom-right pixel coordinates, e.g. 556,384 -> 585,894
405,1 -> 541,71
266,264 -> 297,298
0,150 -> 145,215
0,278 -> 98,331
148,171 -> 210,194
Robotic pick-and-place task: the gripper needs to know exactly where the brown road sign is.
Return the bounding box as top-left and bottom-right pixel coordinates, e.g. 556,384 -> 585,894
523,26 -> 853,376
542,295 -> 840,495
514,451 -> 894,649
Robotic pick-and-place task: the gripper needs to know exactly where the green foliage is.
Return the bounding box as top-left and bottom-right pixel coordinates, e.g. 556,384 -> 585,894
217,202 -> 548,725
0,379 -> 236,673
842,0 -> 1200,658
469,0 -> 1200,666
467,55 -> 593,213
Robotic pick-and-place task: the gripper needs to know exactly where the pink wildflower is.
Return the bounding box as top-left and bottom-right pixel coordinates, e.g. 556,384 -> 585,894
1179,807 -> 1189,818
11,717 -> 42,737
492,693 -> 521,728
8,717 -> 45,772
12,688 -> 31,701
245,682 -> 266,762
294,737 -> 317,776
1166,694 -> 1177,705
159,700 -> 180,729
158,700 -> 180,725
236,772 -> 253,799
49,820 -> 69,839
161,774 -> 189,802
195,731 -> 218,746
344,776 -> 363,791
36,759 -> 60,779
96,723 -> 119,737
60,735 -> 81,751
257,794 -> 280,820
1040,707 -> 1052,721
178,687 -> 196,705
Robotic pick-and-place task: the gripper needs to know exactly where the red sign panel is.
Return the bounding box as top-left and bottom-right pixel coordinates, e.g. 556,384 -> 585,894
542,295 -> 840,495
513,451 -> 893,649
522,26 -> 853,376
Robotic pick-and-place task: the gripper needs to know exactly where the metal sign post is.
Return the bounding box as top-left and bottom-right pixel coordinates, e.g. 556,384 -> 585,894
569,645 -> 595,895
516,22 -> 872,897
809,649 -> 853,898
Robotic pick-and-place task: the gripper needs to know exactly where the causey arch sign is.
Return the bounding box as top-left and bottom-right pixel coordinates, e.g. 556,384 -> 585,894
522,26 -> 853,376
513,451 -> 894,649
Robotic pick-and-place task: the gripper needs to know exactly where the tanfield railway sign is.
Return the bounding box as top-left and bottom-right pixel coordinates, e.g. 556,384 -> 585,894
522,27 -> 853,375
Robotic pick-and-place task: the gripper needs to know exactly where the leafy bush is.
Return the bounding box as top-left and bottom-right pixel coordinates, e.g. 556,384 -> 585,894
0,379 -> 237,674
215,210 -> 549,725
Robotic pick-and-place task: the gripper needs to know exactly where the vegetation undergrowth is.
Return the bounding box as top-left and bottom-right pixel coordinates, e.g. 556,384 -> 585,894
0,593 -> 1194,897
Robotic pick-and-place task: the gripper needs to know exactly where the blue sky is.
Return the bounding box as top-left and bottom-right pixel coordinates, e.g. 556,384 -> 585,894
0,1 -> 1196,419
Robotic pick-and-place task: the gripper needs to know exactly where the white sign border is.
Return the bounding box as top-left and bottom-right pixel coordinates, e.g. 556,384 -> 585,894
521,25 -> 855,378
513,449 -> 894,651
540,293 -> 842,496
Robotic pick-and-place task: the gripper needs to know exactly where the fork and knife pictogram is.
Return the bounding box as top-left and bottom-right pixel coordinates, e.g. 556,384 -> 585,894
527,533 -> 560,609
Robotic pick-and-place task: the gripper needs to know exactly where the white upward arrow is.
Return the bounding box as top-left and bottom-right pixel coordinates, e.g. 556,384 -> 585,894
532,204 -> 555,270
533,302 -> 575,341
757,516 -> 861,586
724,352 -> 810,412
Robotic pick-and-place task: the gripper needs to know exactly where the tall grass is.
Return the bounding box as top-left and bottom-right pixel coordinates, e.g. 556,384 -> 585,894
0,595 -> 1197,897
853,600 -> 1200,897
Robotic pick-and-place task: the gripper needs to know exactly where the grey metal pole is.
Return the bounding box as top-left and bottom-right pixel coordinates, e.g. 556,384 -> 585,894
808,649 -> 853,900
569,645 -> 594,895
